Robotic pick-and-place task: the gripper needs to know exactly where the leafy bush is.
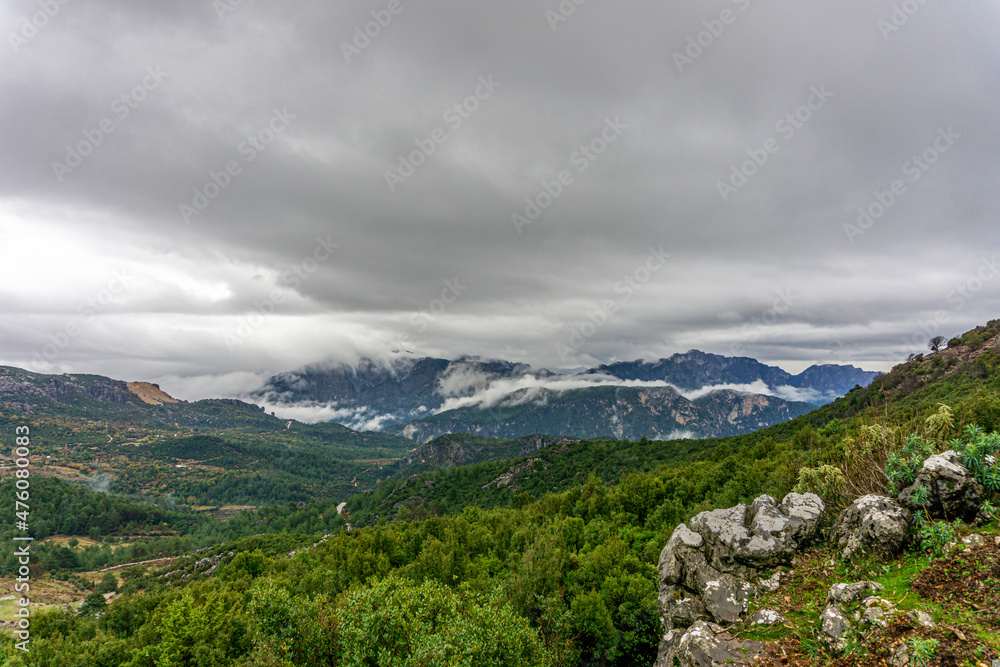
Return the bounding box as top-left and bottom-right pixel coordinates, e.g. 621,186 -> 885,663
924,403 -> 955,442
918,519 -> 959,557
962,392 -> 1000,433
126,584 -> 250,667
793,465 -> 847,508
247,581 -> 335,667
334,576 -> 552,667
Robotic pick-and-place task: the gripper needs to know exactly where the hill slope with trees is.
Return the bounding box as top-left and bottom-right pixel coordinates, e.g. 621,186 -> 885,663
1,320 -> 997,665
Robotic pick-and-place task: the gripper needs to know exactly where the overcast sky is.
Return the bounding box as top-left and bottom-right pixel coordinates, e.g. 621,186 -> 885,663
1,0 -> 998,400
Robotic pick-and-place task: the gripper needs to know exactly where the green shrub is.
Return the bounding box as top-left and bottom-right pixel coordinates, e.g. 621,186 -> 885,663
919,519 -> 959,557
884,435 -> 934,495
792,465 -> 847,507
335,576 -> 552,667
908,637 -> 939,667
924,403 -> 954,442
248,581 -> 334,667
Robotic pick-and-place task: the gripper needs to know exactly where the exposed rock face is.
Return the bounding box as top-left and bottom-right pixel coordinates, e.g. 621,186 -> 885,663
682,493 -> 824,580
126,381 -> 181,405
172,549 -> 236,580
653,622 -> 765,667
482,458 -> 547,492
830,495 -> 911,560
898,451 -> 985,522
399,385 -> 816,442
591,351 -> 878,399
655,493 -> 824,664
402,433 -> 575,472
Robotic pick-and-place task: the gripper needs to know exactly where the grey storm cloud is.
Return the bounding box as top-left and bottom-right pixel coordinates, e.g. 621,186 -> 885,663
0,0 -> 998,399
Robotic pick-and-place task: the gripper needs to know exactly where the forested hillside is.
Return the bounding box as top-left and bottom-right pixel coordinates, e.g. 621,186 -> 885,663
0,367 -> 415,505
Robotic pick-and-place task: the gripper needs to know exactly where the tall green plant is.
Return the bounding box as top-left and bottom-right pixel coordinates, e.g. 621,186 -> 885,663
952,425 -> 1000,492
884,434 -> 934,495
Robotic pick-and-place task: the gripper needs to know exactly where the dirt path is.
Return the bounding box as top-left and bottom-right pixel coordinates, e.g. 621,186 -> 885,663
96,556 -> 176,573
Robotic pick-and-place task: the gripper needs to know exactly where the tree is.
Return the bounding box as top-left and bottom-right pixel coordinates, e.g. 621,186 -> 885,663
97,573 -> 118,594
128,585 -> 251,667
78,592 -> 107,617
247,581 -> 334,667
334,576 -> 551,667
928,335 -> 945,352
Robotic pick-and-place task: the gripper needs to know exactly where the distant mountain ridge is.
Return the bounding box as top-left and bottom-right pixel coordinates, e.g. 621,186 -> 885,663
251,351 -> 877,441
588,350 -> 877,396
256,356 -> 547,427
0,365 -> 344,433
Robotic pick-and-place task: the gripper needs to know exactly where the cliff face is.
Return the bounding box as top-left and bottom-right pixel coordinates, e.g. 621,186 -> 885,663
395,386 -> 815,443
126,382 -> 181,405
0,369 -> 135,413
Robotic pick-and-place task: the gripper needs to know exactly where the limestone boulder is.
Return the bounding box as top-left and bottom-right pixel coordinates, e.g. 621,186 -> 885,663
827,581 -> 884,606
830,495 -> 911,560
653,621 -> 765,667
688,493 -> 825,576
819,604 -> 852,654
698,574 -> 756,624
748,609 -> 786,626
898,451 -> 985,522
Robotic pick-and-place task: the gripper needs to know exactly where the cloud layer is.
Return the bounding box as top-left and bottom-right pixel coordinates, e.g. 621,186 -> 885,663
255,368 -> 831,428
1,0 -> 998,395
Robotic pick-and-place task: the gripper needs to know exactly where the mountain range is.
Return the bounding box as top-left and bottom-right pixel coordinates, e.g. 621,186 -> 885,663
250,350 -> 879,441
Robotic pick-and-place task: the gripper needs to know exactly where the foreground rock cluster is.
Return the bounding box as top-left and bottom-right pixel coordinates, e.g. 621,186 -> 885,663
654,493 -> 824,666
830,449 -> 987,562
819,581 -> 896,653
651,450 -> 989,666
